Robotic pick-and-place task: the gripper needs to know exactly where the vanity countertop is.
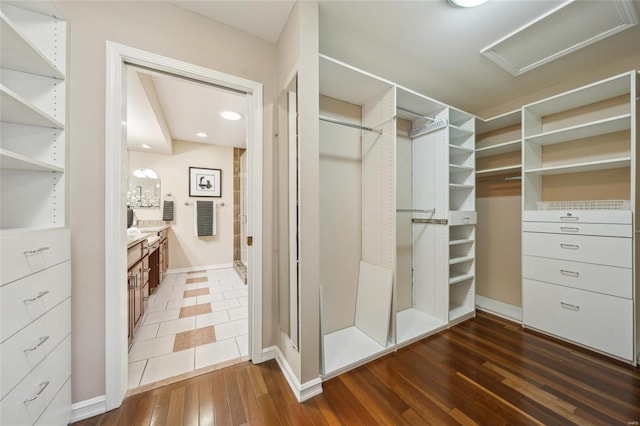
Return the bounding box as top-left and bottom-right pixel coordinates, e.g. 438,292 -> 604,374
137,224 -> 170,233
127,232 -> 151,248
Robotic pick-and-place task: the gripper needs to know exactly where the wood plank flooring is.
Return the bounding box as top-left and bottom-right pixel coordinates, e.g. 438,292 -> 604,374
74,311 -> 640,425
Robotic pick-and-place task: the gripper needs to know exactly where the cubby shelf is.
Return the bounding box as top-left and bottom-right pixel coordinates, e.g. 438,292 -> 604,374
449,238 -> 474,246
0,85 -> 64,129
449,272 -> 475,285
449,304 -> 474,321
476,139 -> 521,158
449,144 -> 474,153
525,114 -> 631,146
449,183 -> 474,189
476,165 -> 522,175
524,157 -> 631,176
449,256 -> 474,265
449,164 -> 475,171
0,148 -> 63,172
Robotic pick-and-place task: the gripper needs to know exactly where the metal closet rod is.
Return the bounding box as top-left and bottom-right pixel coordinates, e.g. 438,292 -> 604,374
397,106 -> 438,122
396,208 -> 436,213
319,116 -> 383,134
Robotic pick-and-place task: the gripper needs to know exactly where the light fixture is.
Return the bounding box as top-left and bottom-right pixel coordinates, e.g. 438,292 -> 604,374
196,132 -> 207,138
448,0 -> 488,7
220,111 -> 242,121
133,168 -> 158,179
140,144 -> 152,149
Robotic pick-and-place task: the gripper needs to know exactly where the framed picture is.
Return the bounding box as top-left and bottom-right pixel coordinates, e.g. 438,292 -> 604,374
189,167 -> 221,197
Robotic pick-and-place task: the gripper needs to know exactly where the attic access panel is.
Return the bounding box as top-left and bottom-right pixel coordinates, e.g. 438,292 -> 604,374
481,0 -> 638,76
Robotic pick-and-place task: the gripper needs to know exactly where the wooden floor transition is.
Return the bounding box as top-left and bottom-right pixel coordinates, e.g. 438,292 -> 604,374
74,311 -> 640,425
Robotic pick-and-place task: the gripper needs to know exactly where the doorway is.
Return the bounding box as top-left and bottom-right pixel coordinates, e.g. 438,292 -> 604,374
105,42 -> 264,410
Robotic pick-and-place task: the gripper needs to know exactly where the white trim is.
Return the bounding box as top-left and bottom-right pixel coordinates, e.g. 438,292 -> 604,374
261,345 -> 277,361
475,295 -> 523,322
273,346 -> 323,402
165,263 -> 233,275
105,41 -> 263,411
70,395 -> 106,423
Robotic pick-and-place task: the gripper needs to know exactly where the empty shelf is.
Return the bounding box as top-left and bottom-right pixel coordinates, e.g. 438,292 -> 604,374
524,157 -> 631,176
449,125 -> 474,138
449,144 -> 475,153
0,85 -> 64,129
396,308 -> 447,345
525,114 -> 631,146
476,165 -> 522,175
449,271 -> 474,285
449,164 -> 475,172
476,139 -> 521,158
449,238 -> 474,246
449,256 -> 474,265
449,183 -> 474,189
449,304 -> 474,322
323,326 -> 391,377
0,148 -> 63,172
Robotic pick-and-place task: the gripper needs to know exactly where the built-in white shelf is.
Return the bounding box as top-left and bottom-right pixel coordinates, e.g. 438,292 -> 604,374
526,114 -> 631,146
449,183 -> 474,189
449,256 -> 474,265
0,85 -> 64,129
323,326 -> 392,378
525,157 -> 631,176
449,271 -> 474,285
449,125 -> 474,137
449,164 -> 475,172
0,12 -> 64,79
449,304 -> 474,321
0,148 -> 63,172
449,238 -> 474,246
476,165 -> 522,175
476,139 -> 521,158
449,144 -> 475,154
396,308 -> 447,346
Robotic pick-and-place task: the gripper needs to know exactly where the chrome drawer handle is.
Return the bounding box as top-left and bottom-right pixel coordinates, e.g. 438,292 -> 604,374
23,247 -> 51,255
560,227 -> 579,232
560,269 -> 579,277
560,244 -> 579,250
24,336 -> 50,352
23,291 -> 50,303
560,302 -> 580,311
23,381 -> 49,403
560,216 -> 579,221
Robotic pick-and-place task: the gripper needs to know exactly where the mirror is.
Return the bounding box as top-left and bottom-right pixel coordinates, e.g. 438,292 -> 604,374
277,74 -> 299,350
128,168 -> 161,208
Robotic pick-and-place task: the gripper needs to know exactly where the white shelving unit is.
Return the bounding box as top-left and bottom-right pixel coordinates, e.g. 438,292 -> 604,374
521,70 -> 638,365
0,2 -> 71,425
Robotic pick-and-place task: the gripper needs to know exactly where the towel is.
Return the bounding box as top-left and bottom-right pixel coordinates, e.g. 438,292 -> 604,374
162,200 -> 174,221
194,200 -> 216,237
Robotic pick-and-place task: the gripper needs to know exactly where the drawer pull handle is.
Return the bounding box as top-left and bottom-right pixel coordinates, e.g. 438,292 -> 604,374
144,268 -> 152,273
560,302 -> 580,311
24,336 -> 50,352
560,269 -> 579,277
560,227 -> 579,232
560,216 -> 579,221
560,244 -> 579,250
23,246 -> 51,255
23,291 -> 50,303
23,381 -> 49,403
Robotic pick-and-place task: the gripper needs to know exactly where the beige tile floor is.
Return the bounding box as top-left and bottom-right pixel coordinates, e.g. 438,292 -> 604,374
128,268 -> 248,389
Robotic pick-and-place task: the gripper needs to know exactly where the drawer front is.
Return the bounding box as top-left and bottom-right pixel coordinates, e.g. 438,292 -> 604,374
1,298 -> 71,399
523,279 -> 633,361
522,221 -> 631,238
1,335 -> 71,426
34,378 -> 71,426
523,256 -> 631,299
522,210 -> 631,224
1,228 -> 70,286
1,261 -> 71,342
158,228 -> 168,239
449,211 -> 477,226
522,232 -> 631,268
127,243 -> 142,269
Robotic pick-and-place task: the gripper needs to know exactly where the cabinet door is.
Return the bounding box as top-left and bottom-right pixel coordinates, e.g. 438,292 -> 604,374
133,262 -> 142,327
127,274 -> 135,344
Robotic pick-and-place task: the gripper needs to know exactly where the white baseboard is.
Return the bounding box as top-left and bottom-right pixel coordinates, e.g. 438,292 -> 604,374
261,345 -> 277,362
70,395 -> 106,423
476,295 -> 522,323
266,346 -> 322,402
166,263 -> 233,275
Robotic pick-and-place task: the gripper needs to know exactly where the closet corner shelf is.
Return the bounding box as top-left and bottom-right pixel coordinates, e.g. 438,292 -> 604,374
475,139 -> 521,158
449,124 -> 474,136
449,164 -> 475,172
0,85 -> 64,129
525,114 -> 631,146
449,256 -> 475,265
449,238 -> 475,246
0,12 -> 65,80
0,148 -> 63,172
449,183 -> 475,189
476,165 -> 522,176
449,272 -> 474,285
449,144 -> 475,153
524,157 -> 631,176
449,304 -> 474,321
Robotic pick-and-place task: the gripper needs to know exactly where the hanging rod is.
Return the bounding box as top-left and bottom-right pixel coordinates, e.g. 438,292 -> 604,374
319,116 -> 383,134
397,106 -> 437,122
477,175 -> 522,183
396,208 -> 436,213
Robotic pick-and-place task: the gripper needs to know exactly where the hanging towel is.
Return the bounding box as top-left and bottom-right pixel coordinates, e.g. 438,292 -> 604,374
162,200 -> 174,221
194,200 -> 216,237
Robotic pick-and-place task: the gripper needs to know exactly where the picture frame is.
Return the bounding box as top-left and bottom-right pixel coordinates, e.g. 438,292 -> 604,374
189,167 -> 221,197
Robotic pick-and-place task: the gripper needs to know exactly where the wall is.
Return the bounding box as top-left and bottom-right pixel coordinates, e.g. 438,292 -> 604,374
130,140 -> 234,270
58,0 -> 277,404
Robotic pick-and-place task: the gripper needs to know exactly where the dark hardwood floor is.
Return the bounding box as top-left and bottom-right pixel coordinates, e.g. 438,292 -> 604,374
75,311 -> 640,425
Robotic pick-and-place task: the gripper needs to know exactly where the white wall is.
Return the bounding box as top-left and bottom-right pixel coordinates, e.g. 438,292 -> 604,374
58,0 -> 277,404
130,140 -> 234,270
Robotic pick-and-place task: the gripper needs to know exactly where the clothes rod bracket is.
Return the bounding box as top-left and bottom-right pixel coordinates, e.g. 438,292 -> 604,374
319,115 -> 383,134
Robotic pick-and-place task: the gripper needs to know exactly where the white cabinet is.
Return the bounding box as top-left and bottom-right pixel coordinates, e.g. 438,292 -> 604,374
521,71 -> 637,364
0,2 -> 71,424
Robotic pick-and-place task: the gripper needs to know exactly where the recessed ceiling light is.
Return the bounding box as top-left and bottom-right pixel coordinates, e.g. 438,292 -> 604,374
141,144 -> 152,149
220,111 -> 243,121
197,132 -> 207,138
447,0 -> 488,7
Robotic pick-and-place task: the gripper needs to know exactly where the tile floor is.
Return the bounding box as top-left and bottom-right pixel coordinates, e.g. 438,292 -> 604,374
128,268 -> 248,389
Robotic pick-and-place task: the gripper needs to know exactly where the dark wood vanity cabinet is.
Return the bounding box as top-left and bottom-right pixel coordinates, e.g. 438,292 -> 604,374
127,240 -> 149,346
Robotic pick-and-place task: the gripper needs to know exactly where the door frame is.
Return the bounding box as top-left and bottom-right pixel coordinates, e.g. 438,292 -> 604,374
105,42 -> 263,410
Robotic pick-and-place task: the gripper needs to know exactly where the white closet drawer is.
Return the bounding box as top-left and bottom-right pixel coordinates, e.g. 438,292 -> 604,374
522,232 -> 631,268
522,221 -> 631,238
523,256 -> 631,299
523,279 -> 633,362
449,211 -> 476,225
522,210 -> 631,224
1,298 -> 71,399
0,228 -> 70,286
0,261 -> 70,342
34,378 -> 70,426
0,335 -> 71,426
